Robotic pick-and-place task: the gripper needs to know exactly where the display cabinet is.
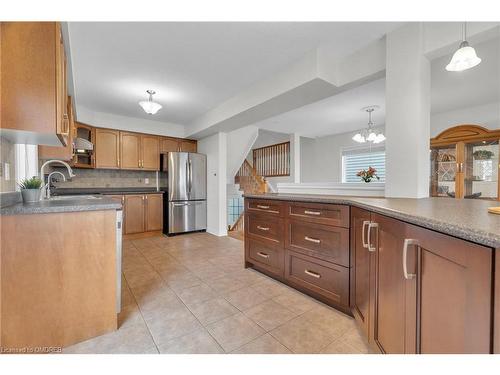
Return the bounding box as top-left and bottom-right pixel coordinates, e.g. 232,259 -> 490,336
430,125 -> 500,200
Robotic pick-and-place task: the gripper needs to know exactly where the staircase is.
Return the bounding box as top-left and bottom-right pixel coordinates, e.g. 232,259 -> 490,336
228,160 -> 268,239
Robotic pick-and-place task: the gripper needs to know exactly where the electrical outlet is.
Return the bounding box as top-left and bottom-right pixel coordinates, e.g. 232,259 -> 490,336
145,178 -> 149,184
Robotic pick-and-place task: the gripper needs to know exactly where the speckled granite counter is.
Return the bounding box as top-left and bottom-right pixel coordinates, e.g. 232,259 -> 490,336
244,193 -> 500,248
0,195 -> 122,216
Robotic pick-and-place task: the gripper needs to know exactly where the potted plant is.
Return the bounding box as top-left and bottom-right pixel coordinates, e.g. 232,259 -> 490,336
19,176 -> 43,203
473,150 -> 494,160
357,166 -> 380,183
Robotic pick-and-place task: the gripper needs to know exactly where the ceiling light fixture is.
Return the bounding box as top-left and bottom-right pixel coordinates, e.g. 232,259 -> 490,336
445,22 -> 482,72
139,90 -> 162,115
352,106 -> 385,144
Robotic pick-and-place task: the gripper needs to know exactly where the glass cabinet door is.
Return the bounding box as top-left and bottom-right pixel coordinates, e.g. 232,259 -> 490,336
463,140 -> 499,200
430,146 -> 458,198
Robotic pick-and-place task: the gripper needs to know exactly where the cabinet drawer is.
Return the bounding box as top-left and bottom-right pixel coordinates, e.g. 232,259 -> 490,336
286,220 -> 349,266
246,238 -> 284,277
246,213 -> 284,245
285,251 -> 349,307
287,202 -> 349,228
246,199 -> 284,217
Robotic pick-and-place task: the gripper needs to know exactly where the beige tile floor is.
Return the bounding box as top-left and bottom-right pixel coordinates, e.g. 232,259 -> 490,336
64,232 -> 372,354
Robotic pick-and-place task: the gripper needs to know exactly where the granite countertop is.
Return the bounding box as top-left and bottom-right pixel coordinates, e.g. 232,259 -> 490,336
244,193 -> 500,248
0,195 -> 122,216
52,187 -> 165,195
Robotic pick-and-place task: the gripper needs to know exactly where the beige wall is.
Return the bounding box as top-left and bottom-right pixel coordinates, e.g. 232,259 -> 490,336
0,136 -> 16,192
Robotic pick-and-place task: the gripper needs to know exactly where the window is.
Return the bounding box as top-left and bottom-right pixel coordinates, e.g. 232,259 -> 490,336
342,148 -> 385,183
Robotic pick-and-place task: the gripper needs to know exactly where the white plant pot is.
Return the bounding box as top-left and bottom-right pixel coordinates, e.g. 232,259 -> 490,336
21,189 -> 41,203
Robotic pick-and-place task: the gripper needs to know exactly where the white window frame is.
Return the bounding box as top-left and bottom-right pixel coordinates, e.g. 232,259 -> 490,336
341,146 -> 385,183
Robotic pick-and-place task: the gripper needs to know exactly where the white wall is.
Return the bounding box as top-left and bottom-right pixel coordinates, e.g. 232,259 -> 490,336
197,132 -> 227,237
77,106 -> 186,138
226,125 -> 259,184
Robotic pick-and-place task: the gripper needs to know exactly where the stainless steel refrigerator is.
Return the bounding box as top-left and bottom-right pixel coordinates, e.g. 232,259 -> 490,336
166,152 -> 207,234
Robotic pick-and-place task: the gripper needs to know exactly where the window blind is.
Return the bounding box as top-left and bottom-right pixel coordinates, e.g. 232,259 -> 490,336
342,149 -> 385,183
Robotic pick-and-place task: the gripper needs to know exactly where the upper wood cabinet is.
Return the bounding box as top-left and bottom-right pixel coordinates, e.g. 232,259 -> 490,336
160,137 -> 197,153
38,96 -> 75,161
141,135 -> 160,170
430,125 -> 500,200
120,132 -> 141,170
1,22 -> 69,146
95,129 -> 120,169
72,122 -> 95,168
120,132 -> 159,170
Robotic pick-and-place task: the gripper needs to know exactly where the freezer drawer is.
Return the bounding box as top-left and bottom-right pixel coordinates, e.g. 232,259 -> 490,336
169,200 -> 207,234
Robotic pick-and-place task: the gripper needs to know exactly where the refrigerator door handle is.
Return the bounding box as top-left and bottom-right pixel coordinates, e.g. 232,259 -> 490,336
188,158 -> 193,195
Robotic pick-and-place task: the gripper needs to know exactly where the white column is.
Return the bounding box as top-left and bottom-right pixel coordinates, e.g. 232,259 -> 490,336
385,23 -> 431,198
290,133 -> 301,183
197,132 -> 227,236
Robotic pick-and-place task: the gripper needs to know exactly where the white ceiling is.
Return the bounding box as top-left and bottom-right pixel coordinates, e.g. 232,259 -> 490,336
254,36 -> 499,138
253,78 -> 386,138
68,22 -> 401,125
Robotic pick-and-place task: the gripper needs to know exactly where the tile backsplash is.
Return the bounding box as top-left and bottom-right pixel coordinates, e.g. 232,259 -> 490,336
52,167 -> 163,189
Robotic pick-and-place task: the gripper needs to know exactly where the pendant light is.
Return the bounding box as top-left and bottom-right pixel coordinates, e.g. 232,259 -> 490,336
446,22 -> 482,72
139,90 -> 162,115
352,106 -> 385,144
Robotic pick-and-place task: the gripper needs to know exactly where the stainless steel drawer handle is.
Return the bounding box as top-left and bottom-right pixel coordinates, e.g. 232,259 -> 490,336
257,252 -> 269,259
304,269 -> 321,279
362,220 -> 370,249
304,236 -> 321,244
304,210 -> 321,216
367,222 -> 378,252
403,238 -> 419,280
257,205 -> 270,209
257,225 -> 270,231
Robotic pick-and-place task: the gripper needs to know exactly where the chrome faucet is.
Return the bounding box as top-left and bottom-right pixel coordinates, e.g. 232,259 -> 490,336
39,160 -> 76,200
43,171 -> 67,199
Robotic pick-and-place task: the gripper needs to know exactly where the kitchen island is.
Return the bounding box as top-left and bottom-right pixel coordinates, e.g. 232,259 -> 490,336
0,196 -> 122,352
243,193 -> 500,354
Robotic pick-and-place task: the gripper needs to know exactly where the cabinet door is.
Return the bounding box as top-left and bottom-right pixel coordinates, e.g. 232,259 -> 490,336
124,195 -> 145,234
120,132 -> 141,170
179,140 -> 197,152
95,129 -> 120,169
145,194 -> 163,231
407,225 -> 491,353
160,137 -> 180,153
141,135 -> 160,171
372,213 -> 417,354
351,207 -> 374,340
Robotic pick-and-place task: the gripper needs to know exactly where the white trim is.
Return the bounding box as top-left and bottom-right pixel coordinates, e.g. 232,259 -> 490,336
277,182 -> 385,197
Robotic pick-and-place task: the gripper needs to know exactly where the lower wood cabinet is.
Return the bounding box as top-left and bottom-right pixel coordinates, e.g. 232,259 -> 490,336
246,237 -> 284,278
114,194 -> 162,235
369,212 -> 492,354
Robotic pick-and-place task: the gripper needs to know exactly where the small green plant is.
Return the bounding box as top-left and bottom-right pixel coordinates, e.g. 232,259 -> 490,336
473,150 -> 494,160
18,176 -> 42,190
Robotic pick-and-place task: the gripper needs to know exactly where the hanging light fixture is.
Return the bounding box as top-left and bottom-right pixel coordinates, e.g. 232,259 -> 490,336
445,22 -> 482,72
352,106 -> 385,144
138,90 -> 162,115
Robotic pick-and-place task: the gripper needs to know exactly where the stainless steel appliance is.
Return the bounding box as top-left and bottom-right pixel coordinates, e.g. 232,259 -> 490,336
162,152 -> 207,235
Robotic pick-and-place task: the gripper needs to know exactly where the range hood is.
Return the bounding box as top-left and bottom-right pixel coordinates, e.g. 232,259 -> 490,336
73,137 -> 94,153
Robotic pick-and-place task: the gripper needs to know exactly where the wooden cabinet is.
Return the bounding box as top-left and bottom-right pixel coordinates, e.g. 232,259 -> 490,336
121,132 -> 159,171
145,194 -> 163,231
120,132 -> 141,170
430,125 -> 500,200
95,129 -> 120,169
350,207 -> 375,342
369,212 -> 492,354
123,194 -> 163,235
72,122 -> 96,168
141,135 -> 160,170
160,137 -> 197,153
38,95 -> 75,161
1,22 -> 69,146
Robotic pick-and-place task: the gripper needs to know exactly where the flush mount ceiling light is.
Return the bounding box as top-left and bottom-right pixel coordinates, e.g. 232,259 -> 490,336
446,22 -> 482,72
139,90 -> 162,115
352,106 -> 385,144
